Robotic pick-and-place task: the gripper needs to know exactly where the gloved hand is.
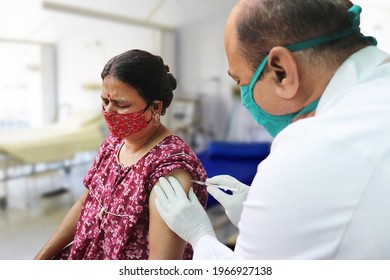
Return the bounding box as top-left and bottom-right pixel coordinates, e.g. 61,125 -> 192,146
206,175 -> 250,228
154,176 -> 216,247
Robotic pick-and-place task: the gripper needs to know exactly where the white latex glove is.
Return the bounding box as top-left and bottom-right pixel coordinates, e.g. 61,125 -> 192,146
206,175 -> 250,228
154,176 -> 216,247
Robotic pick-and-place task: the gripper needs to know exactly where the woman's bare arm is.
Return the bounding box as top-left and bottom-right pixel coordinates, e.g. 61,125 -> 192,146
148,169 -> 193,260
33,189 -> 89,260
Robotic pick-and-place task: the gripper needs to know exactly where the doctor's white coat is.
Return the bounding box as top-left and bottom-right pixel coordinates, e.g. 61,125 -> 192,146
195,46 -> 390,259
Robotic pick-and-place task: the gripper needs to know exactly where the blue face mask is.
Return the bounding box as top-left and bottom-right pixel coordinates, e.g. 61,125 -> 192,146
240,5 -> 377,137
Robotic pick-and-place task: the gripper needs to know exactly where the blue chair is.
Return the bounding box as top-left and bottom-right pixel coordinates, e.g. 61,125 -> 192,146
196,141 -> 271,208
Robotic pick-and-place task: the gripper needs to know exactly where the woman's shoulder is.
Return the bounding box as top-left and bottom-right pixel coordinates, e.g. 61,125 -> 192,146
157,134 -> 197,157
158,134 -> 190,148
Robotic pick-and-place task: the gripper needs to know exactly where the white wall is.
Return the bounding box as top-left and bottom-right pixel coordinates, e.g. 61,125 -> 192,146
0,0 -> 173,125
55,16 -> 165,117
175,0 -> 247,142
2,0 -> 389,131
354,0 -> 390,53
53,0 -> 390,133
41,44 -> 57,124
174,0 -> 390,144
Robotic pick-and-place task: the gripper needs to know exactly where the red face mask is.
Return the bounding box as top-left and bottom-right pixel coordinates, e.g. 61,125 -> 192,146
102,105 -> 151,138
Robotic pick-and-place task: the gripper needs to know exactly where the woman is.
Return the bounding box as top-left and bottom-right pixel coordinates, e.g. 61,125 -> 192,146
34,49 -> 208,260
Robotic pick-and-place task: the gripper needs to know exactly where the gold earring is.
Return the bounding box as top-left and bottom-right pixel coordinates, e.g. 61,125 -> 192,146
152,107 -> 160,127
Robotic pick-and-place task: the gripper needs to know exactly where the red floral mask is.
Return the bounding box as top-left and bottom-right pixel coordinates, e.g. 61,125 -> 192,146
102,105 -> 151,138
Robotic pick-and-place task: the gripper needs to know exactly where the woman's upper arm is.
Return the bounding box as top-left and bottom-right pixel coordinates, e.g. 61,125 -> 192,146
148,168 -> 192,260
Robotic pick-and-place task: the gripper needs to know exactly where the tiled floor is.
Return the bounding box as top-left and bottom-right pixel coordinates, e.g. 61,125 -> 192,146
0,163 -> 88,260
0,162 -> 237,260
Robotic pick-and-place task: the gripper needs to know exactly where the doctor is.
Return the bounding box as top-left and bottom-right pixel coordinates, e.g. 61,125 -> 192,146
154,0 -> 390,259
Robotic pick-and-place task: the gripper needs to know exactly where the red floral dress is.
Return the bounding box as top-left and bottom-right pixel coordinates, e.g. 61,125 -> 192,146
54,134 -> 208,260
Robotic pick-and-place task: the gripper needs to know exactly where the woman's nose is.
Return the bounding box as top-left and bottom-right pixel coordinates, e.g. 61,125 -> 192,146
104,102 -> 114,112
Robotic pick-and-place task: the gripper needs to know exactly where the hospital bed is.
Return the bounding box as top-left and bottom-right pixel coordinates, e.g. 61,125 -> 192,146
0,111 -> 107,209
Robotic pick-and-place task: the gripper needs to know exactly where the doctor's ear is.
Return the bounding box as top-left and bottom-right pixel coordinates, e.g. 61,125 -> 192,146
268,47 -> 300,100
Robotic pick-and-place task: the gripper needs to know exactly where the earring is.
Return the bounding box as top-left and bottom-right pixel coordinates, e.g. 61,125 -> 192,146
151,107 -> 160,127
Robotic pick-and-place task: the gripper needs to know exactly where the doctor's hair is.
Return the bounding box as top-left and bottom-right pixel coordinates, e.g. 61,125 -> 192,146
101,49 -> 176,115
236,0 -> 372,71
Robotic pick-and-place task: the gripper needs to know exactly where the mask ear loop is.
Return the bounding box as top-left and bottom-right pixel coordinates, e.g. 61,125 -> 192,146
142,102 -> 153,124
143,102 -> 160,126
284,4 -> 377,54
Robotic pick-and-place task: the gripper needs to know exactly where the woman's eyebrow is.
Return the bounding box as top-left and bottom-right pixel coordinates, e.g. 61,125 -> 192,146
115,98 -> 131,105
102,94 -> 126,103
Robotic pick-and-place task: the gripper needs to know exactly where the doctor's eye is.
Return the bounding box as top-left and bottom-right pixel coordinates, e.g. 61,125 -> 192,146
236,80 -> 240,86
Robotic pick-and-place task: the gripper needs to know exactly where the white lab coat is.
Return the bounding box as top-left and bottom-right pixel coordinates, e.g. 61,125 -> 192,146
194,46 -> 390,259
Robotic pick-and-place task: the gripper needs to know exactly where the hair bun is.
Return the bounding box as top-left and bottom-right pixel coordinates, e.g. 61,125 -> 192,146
167,73 -> 177,90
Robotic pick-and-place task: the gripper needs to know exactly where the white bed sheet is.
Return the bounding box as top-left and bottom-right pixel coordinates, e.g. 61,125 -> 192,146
0,111 -> 106,164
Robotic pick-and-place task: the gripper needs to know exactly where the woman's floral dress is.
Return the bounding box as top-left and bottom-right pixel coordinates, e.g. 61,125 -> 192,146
54,134 -> 208,259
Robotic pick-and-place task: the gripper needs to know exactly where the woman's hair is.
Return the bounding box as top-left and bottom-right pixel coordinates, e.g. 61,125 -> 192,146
236,0 -> 371,70
101,49 -> 177,115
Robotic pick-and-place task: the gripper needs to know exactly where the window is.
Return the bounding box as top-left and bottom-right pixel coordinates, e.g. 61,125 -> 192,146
0,41 -> 56,131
